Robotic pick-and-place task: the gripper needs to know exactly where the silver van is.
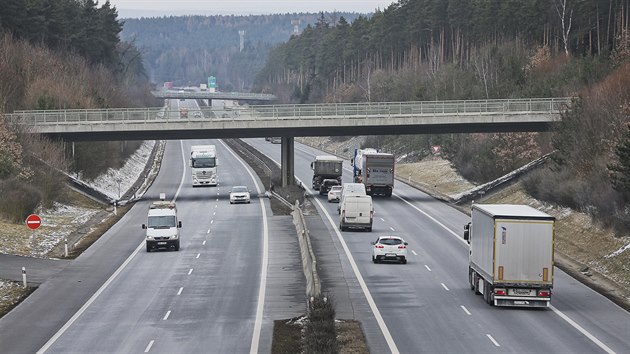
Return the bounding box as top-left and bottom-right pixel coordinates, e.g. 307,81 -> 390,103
339,195 -> 373,232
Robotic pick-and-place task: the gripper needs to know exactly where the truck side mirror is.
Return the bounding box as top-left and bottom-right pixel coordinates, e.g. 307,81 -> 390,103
463,223 -> 470,243
310,162 -> 313,170
178,221 -> 182,228
350,158 -> 354,165
142,224 -> 146,229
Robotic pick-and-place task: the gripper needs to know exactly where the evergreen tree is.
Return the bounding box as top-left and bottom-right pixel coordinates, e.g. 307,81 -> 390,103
608,124 -> 630,198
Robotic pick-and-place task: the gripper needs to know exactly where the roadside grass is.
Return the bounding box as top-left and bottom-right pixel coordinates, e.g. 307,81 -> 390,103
0,281 -> 35,318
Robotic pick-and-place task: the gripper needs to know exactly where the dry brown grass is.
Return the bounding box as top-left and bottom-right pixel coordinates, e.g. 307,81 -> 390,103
0,281 -> 35,318
337,320 -> 369,354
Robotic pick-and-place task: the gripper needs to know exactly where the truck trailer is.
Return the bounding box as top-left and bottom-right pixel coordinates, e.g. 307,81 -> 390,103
190,145 -> 217,186
464,204 -> 555,307
352,149 -> 394,197
310,155 -> 342,190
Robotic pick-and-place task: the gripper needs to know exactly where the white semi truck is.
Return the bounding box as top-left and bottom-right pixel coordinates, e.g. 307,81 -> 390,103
464,204 -> 555,307
142,194 -> 182,252
352,148 -> 395,197
190,145 -> 217,186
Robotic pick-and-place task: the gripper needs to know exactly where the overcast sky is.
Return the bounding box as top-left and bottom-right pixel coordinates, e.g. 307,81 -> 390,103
109,0 -> 397,18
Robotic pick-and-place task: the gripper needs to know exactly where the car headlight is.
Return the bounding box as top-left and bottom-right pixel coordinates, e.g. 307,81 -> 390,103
146,236 -> 154,240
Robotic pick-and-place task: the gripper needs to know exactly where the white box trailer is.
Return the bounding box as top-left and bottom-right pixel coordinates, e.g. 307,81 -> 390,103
464,204 -> 555,307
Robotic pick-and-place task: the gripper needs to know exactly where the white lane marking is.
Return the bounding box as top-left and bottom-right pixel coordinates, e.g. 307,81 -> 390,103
216,198 -> 219,201
196,253 -> 200,259
215,205 -> 218,208
144,340 -> 155,353
411,250 -> 418,256
425,265 -> 432,272
188,268 -> 193,275
380,218 -> 385,222
210,220 -> 214,224
36,241 -> 146,353
207,229 -> 211,234
177,287 -> 183,296
394,194 -> 465,244
460,306 -> 471,316
263,149 -> 400,354
202,240 -> 206,246
163,311 -> 171,321
219,140 -> 268,354
390,227 -> 396,232
550,305 -> 616,354
486,334 -> 500,347
441,283 -> 450,291
213,211 -> 216,216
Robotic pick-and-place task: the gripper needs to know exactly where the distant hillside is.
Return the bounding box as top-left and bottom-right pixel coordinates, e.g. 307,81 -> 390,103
121,13 -> 362,90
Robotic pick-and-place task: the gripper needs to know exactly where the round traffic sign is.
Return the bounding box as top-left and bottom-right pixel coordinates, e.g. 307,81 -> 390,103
26,214 -> 42,230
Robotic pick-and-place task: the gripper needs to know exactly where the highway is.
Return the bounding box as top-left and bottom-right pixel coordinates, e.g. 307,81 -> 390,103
247,138 -> 630,354
0,122 -> 628,353
0,132 -> 304,353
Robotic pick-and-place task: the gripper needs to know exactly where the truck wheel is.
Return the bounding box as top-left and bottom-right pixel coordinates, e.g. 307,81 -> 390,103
469,267 -> 475,290
146,243 -> 152,252
484,282 -> 493,306
366,226 -> 372,232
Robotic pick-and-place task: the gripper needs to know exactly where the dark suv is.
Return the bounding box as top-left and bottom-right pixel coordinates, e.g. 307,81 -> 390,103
319,179 -> 340,195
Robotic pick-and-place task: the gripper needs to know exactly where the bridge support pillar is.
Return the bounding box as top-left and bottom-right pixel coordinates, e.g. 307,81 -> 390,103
281,137 -> 294,187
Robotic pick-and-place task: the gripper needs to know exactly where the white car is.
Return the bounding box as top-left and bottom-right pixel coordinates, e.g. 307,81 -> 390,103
193,111 -> 202,118
328,185 -> 342,202
230,186 -> 251,204
371,236 -> 408,264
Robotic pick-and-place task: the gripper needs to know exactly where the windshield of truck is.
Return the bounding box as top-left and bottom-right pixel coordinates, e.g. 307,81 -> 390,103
147,215 -> 177,228
192,157 -> 216,168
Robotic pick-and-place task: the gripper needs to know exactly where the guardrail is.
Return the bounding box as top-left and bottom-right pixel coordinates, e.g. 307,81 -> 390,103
292,200 -> 321,298
4,97 -> 572,126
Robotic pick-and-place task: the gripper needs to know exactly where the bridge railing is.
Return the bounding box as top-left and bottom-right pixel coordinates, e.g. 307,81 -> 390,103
5,98 -> 572,125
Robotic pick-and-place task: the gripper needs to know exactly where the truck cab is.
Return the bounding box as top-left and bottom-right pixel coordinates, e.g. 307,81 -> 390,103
142,194 -> 182,252
190,145 -> 217,186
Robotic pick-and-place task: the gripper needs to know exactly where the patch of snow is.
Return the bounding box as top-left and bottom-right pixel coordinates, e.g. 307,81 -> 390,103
80,140 -> 155,200
606,243 -> 630,258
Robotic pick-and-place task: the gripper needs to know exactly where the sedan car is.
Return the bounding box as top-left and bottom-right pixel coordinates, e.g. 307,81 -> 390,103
328,185 -> 342,202
371,236 -> 408,264
229,186 -> 251,204
193,111 -> 203,118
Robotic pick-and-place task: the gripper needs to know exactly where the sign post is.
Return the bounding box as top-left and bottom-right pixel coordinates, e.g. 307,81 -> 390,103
25,214 -> 42,256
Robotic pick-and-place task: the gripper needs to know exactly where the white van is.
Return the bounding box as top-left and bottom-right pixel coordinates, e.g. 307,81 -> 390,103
337,183 -> 367,214
339,195 -> 373,232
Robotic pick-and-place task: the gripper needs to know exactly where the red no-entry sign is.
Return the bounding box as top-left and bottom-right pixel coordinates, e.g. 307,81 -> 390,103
25,214 -> 42,230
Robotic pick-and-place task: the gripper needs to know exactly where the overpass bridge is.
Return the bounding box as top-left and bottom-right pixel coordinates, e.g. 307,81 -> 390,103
4,97 -> 571,186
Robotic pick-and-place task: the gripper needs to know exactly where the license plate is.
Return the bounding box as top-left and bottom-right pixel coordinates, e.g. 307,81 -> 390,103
385,253 -> 396,257
514,300 -> 530,305
509,288 -> 536,296
157,242 -> 167,245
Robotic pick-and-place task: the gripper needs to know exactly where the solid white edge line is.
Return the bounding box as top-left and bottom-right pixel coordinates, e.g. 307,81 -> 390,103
144,340 -> 155,353
460,306 -> 471,316
262,143 -> 400,354
486,334 -> 500,347
425,265 -> 432,272
218,140 -> 268,354
394,193 -> 465,244
441,283 -> 450,291
36,241 -> 145,354
550,305 -> 616,354
162,310 -> 171,321
38,142 -> 191,353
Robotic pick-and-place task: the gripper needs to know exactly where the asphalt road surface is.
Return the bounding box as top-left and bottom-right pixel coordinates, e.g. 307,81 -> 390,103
247,138 -> 630,354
